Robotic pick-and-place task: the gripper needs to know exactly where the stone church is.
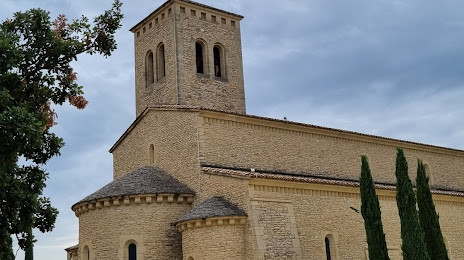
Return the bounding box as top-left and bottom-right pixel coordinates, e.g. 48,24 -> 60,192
66,0 -> 464,259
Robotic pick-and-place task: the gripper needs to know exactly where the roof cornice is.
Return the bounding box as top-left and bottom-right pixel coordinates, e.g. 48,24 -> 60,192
129,0 -> 244,32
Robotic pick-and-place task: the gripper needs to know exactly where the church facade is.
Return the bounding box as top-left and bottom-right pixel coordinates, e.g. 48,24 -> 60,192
66,0 -> 464,259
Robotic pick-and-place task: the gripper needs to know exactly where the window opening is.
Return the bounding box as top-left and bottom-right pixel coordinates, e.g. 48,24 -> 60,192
213,45 -> 222,77
325,236 -> 331,260
128,243 -> 136,260
146,51 -> 154,86
149,144 -> 154,164
83,246 -> 90,260
196,42 -> 204,74
424,163 -> 433,186
157,43 -> 165,80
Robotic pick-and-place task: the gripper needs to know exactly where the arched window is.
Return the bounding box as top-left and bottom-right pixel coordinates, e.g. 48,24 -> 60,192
149,144 -> 154,164
213,45 -> 221,77
83,246 -> 90,260
195,41 -> 205,74
213,44 -> 225,78
188,257 -> 194,260
145,51 -> 154,86
128,243 -> 136,260
324,234 -> 337,260
424,163 -> 433,186
156,43 -> 166,80
325,236 -> 331,260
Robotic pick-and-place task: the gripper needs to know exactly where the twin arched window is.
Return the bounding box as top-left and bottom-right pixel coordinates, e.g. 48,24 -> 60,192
195,40 -> 225,78
145,43 -> 166,87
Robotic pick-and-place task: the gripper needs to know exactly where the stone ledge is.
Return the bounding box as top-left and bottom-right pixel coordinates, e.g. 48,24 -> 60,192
73,193 -> 194,217
176,216 -> 247,232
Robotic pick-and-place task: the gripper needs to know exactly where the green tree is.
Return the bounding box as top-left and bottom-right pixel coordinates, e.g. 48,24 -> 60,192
0,2 -> 123,258
395,148 -> 430,260
360,155 -> 390,260
416,160 -> 449,260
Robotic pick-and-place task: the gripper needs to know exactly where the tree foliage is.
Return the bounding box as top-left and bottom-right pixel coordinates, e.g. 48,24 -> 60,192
0,1 -> 123,257
360,155 -> 390,260
395,148 -> 430,260
416,160 -> 449,260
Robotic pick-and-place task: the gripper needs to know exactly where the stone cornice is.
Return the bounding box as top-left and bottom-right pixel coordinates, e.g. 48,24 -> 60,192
202,166 -> 464,204
176,216 -> 247,232
72,193 -> 194,217
130,0 -> 243,32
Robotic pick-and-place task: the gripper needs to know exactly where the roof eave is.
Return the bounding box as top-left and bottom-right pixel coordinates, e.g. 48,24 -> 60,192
129,0 -> 244,33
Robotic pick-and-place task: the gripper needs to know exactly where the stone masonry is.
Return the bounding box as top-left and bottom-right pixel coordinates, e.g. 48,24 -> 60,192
70,1 -> 464,259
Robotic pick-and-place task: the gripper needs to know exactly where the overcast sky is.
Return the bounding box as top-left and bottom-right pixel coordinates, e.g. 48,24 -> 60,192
2,0 -> 464,259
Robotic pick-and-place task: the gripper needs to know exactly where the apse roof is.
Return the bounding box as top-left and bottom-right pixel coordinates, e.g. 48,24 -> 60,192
176,196 -> 247,224
74,166 -> 194,207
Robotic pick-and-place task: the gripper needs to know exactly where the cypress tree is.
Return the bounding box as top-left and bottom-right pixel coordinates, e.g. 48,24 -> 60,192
416,160 -> 449,260
395,148 -> 430,260
360,155 -> 390,260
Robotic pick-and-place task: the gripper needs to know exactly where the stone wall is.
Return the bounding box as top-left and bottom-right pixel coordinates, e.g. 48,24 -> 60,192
133,5 -> 178,116
180,223 -> 246,260
174,2 -> 246,114
246,178 -> 464,260
131,2 -> 246,116
198,110 -> 464,191
112,109 -> 200,191
78,199 -> 192,260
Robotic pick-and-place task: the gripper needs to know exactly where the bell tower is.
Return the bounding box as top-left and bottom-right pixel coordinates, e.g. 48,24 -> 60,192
130,0 -> 246,116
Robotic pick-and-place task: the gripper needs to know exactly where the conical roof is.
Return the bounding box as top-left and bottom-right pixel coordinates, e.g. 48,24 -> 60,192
74,166 -> 194,207
176,196 -> 246,224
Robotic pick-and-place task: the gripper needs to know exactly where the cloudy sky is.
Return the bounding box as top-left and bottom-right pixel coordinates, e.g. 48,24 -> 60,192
2,0 -> 464,259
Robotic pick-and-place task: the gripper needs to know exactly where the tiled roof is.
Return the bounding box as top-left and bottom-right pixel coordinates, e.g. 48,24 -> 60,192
74,166 -> 194,207
176,196 -> 247,224
202,166 -> 464,197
